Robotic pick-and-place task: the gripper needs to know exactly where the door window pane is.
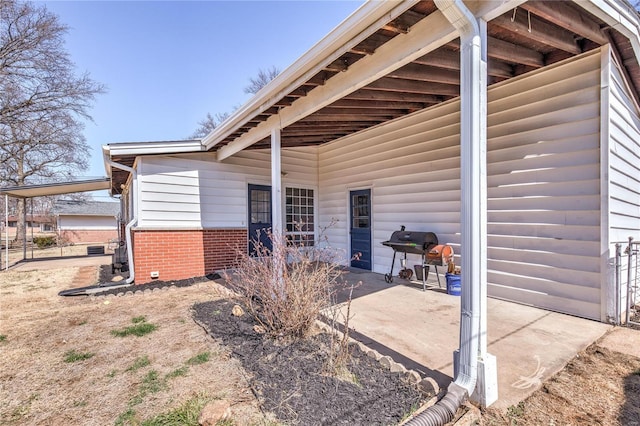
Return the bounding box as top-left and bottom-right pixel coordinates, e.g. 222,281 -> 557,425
352,194 -> 370,229
250,189 -> 270,224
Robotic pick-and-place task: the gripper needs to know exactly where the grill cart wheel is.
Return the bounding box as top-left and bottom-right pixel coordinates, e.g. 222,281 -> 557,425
384,273 -> 393,283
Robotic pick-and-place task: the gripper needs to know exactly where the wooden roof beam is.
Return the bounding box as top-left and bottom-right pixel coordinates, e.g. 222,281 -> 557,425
282,135 -> 347,143
492,12 -> 581,55
285,121 -> 375,129
301,114 -> 392,122
520,1 -> 608,46
414,47 -> 513,78
387,63 -> 460,84
447,37 -> 544,68
486,36 -> 545,67
216,0 -> 524,161
329,99 -> 429,109
365,77 -> 460,96
315,107 -> 406,116
383,18 -> 410,35
344,88 -> 441,103
324,58 -> 350,72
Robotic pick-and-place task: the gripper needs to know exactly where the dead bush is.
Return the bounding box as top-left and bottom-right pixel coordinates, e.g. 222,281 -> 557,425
224,229 -> 345,341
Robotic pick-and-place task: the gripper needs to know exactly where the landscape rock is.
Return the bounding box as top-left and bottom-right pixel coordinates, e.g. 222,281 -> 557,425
390,362 -> 406,373
405,370 -> 422,384
379,355 -> 393,370
198,399 -> 230,426
253,324 -> 266,334
418,377 -> 439,395
367,349 -> 381,360
232,304 -> 245,317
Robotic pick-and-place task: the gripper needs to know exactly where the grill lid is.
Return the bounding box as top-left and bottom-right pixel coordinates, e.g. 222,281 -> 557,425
381,226 -> 439,254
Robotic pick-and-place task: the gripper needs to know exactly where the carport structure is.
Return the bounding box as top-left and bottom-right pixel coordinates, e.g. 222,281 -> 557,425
1,178 -> 111,269
103,0 -> 640,412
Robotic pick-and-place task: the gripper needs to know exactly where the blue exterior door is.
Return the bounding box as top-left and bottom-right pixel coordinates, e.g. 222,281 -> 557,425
350,189 -> 371,270
248,184 -> 272,256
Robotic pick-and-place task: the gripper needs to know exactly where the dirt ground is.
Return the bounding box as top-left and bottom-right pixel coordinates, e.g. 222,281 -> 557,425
479,335 -> 640,426
1,262 -> 639,426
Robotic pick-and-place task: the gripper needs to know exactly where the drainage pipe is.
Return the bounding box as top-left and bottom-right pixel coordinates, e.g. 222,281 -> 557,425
406,0 -> 488,423
105,158 -> 137,285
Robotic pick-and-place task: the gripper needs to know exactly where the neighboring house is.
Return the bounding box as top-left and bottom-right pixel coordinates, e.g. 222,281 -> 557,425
103,1 -> 640,324
5,214 -> 56,236
53,200 -> 120,244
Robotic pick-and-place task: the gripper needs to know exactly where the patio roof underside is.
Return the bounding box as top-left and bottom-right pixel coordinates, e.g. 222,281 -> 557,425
214,0 -> 639,151
109,0 -> 640,193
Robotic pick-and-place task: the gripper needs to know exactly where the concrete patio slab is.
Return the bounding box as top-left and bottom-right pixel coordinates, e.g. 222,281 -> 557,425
338,268 -> 612,411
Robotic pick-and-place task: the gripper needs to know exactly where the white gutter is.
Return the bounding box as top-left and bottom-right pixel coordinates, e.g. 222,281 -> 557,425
105,140 -> 205,157
201,0 -> 419,151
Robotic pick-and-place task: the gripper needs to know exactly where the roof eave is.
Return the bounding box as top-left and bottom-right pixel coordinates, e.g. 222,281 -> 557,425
104,139 -> 205,157
201,0 -> 420,151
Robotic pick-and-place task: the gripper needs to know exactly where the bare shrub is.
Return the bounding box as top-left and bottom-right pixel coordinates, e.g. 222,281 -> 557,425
224,229 -> 345,340
325,283 -> 357,378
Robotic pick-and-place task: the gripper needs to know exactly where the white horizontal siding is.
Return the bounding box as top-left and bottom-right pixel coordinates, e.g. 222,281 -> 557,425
58,216 -> 117,230
607,48 -> 640,318
319,50 -> 603,319
609,58 -> 640,242
137,148 -> 318,228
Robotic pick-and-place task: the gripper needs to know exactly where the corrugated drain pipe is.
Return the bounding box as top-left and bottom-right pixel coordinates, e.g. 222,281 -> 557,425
406,1 -> 484,424
106,158 -> 137,285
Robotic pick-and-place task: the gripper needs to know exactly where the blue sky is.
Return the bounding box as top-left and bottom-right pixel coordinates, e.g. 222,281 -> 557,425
38,1 -> 363,186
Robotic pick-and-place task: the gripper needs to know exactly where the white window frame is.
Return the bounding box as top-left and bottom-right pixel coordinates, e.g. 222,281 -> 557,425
284,186 -> 315,246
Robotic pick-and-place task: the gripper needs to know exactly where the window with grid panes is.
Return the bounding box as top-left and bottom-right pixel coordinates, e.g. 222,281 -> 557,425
285,187 -> 314,246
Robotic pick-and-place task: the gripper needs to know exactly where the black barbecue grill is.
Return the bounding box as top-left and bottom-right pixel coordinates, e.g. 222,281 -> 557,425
381,225 -> 452,290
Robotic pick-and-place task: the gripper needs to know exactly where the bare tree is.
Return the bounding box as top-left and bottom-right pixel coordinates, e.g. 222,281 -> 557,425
0,0 -> 105,244
243,66 -> 280,95
190,111 -> 230,139
192,67 -> 280,138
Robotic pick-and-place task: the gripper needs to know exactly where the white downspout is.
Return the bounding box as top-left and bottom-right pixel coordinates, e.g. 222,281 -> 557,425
106,158 -> 137,285
406,2 -> 494,424
435,0 -> 497,405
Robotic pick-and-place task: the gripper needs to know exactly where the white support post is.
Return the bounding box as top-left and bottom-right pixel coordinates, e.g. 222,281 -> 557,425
22,198 -> 26,261
271,127 -> 284,295
5,194 -> 8,270
271,127 -> 283,235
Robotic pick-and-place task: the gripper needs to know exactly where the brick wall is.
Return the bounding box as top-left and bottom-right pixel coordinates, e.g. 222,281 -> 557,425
132,228 -> 246,284
60,229 -> 118,244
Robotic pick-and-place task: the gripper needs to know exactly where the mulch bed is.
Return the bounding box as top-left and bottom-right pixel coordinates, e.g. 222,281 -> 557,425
192,299 -> 427,425
94,265 -> 218,296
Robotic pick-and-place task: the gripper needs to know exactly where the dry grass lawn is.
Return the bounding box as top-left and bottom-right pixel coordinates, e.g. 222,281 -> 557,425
0,265 -> 268,426
2,242 -> 110,266
2,260 -> 639,426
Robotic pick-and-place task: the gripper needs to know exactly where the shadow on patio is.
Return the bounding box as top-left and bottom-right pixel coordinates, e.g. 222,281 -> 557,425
332,267 -> 611,410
